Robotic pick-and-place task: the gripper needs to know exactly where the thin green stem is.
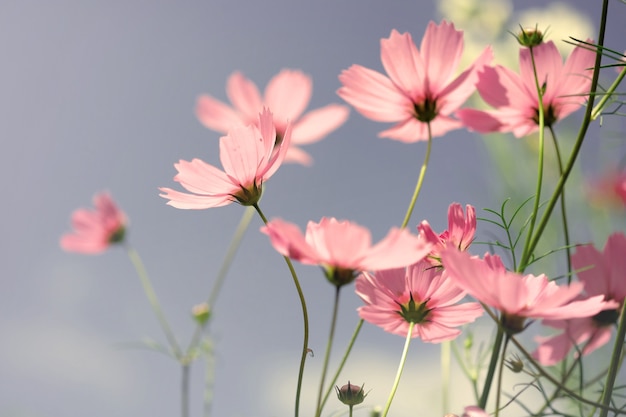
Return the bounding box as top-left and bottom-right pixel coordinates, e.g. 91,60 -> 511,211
182,364 -> 190,417
381,322 -> 415,417
591,57 -> 626,120
479,323 -> 504,409
400,123 -> 433,229
315,286 -> 342,417
519,45 -> 546,273
548,126 -> 572,283
494,336 -> 510,417
319,319 -> 364,412
598,300 -> 626,417
520,0 -> 608,268
125,245 -> 183,359
253,203 -> 309,417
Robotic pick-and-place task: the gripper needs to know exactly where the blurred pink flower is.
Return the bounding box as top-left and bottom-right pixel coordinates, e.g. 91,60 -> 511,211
533,233 -> 626,365
586,168 -> 626,209
261,217 -> 432,286
60,192 -> 126,254
457,40 -> 595,137
355,259 -> 482,342
441,248 -> 611,334
160,109 -> 290,209
418,203 -> 476,264
445,406 -> 489,417
337,20 -> 492,143
196,69 -> 349,166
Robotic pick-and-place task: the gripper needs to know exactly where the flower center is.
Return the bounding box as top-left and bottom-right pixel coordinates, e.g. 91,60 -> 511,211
501,313 -> 529,335
232,181 -> 262,206
108,226 -> 126,244
532,104 -> 558,127
592,308 -> 620,326
396,293 -> 432,324
325,267 -> 357,287
413,98 -> 438,123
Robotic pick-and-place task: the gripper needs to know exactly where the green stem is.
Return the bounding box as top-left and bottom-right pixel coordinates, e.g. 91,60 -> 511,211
381,322 -> 415,417
548,126 -> 573,283
315,286 -> 342,417
400,123 -> 433,229
598,300 -> 626,417
520,0 -> 608,269
125,245 -> 183,359
478,321 -> 504,409
519,45 -> 547,273
494,336 -> 510,417
319,319 -> 364,412
253,203 -> 310,417
591,55 -> 626,120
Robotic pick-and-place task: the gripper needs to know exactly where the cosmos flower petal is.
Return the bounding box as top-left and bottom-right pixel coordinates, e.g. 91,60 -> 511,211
264,69 -> 312,123
380,29 -> 424,97
226,71 -> 263,122
291,104 -> 350,145
420,20 -> 464,95
195,95 -> 243,132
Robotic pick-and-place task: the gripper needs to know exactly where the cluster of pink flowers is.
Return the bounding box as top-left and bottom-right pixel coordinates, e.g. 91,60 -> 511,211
59,16 -> 623,417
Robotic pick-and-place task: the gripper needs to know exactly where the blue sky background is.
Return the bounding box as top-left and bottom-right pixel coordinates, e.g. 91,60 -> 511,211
1,1 -> 625,417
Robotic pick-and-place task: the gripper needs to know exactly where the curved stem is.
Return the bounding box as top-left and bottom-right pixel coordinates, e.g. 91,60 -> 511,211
400,123 -> 433,229
520,0 -> 608,268
479,323 -> 504,409
253,203 -> 310,417
315,286 -> 342,417
548,126 -> 572,283
381,322 -> 415,417
125,244 -> 183,359
598,298 -> 626,417
519,45 -> 547,273
319,319 -> 364,412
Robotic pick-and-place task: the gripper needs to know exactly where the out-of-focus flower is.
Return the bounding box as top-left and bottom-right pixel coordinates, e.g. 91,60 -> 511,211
515,2 -> 594,56
441,248 -> 612,335
196,69 -> 349,166
458,40 -> 595,138
533,233 -> 626,365
60,192 -> 127,254
261,217 -> 432,287
355,259 -> 483,342
437,0 -> 512,40
192,303 -> 211,325
586,168 -> 626,209
160,109 -> 290,209
418,203 -> 476,265
338,20 -> 492,143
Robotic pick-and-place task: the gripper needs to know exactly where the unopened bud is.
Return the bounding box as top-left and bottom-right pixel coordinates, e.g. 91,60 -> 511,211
505,354 -> 524,373
192,303 -> 211,325
516,25 -> 544,47
336,381 -> 367,406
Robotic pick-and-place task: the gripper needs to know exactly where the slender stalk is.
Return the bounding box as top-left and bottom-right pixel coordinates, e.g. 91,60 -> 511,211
478,324 -> 504,409
519,45 -> 547,273
315,286 -> 342,417
591,57 -> 626,120
319,319 -> 364,412
381,322 -> 415,417
548,126 -> 573,283
400,123 -> 433,229
182,364 -> 190,417
520,0 -> 609,268
598,300 -> 626,417
125,244 -> 183,359
494,336 -> 510,417
253,203 -> 310,417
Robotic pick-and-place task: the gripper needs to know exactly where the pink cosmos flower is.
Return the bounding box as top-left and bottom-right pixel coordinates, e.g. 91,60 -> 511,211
160,108 -> 290,209
60,192 -> 126,254
533,233 -> 626,365
355,259 -> 483,342
441,247 -> 611,334
418,203 -> 476,264
337,20 -> 492,143
196,69 -> 349,166
457,40 -> 595,137
586,168 -> 626,209
261,217 -> 432,286
445,406 -> 490,417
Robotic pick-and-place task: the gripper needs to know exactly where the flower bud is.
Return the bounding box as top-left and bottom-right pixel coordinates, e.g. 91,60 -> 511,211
192,303 -> 211,325
505,354 -> 524,373
336,381 -> 367,406
516,26 -> 544,47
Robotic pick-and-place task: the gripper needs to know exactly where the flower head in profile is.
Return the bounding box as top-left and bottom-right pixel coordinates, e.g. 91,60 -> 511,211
418,203 -> 476,265
261,217 -> 432,287
441,247 -> 612,335
457,39 -> 595,137
337,20 -> 492,143
60,192 -> 127,254
355,259 -> 483,342
160,109 -> 290,209
196,69 -> 349,166
533,233 -> 626,365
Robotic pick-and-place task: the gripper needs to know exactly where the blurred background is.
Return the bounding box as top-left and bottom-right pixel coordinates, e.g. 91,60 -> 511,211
1,1 -> 625,416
